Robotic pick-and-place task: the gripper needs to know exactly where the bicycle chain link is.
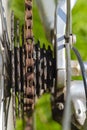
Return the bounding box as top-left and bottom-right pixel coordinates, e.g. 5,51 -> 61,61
24,0 -> 35,129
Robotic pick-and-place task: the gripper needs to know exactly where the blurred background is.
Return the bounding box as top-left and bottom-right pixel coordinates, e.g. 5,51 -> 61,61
10,0 -> 87,129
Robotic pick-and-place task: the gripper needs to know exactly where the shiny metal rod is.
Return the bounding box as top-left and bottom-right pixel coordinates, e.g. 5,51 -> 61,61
62,0 -> 72,130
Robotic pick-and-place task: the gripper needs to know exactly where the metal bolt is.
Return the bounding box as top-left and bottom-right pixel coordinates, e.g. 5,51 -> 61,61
70,34 -> 76,46
57,103 -> 64,110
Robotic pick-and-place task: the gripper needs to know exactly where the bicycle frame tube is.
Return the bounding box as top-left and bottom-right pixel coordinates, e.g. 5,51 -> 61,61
56,0 -> 66,89
2,0 -> 11,39
0,42 -> 5,130
35,0 -> 55,41
0,0 -> 11,44
56,0 -> 77,89
35,0 -> 77,42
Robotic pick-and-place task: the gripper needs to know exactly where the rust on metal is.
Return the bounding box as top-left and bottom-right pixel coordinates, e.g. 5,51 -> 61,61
24,0 -> 35,129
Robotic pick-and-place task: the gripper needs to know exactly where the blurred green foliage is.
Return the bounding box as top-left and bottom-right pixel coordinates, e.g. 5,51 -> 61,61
33,1 -> 53,49
35,94 -> 61,130
10,0 -> 87,130
10,0 -> 24,25
72,0 -> 87,60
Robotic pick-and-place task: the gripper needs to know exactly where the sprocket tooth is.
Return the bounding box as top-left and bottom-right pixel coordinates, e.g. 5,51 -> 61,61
35,42 -> 42,96
46,46 -> 54,91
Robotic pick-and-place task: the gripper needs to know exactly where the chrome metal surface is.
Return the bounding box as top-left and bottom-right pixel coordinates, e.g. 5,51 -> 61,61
36,0 -> 55,41
71,81 -> 86,126
56,0 -> 66,89
71,60 -> 87,76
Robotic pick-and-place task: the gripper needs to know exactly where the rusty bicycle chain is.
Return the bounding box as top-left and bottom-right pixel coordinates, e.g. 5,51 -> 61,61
24,0 -> 55,128
24,0 -> 35,129
10,0 -> 55,129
